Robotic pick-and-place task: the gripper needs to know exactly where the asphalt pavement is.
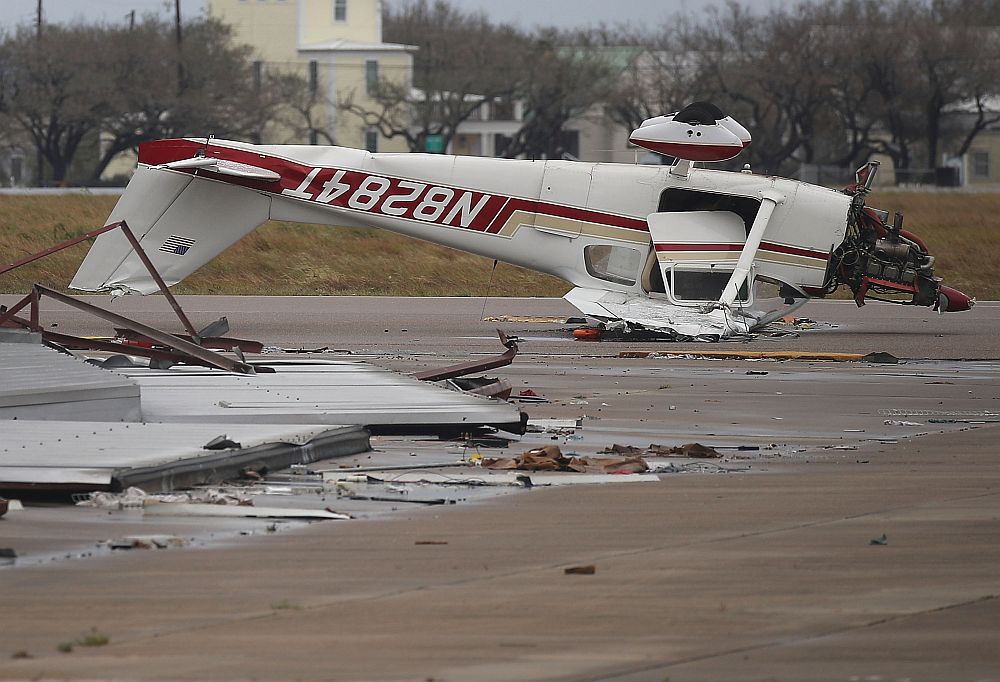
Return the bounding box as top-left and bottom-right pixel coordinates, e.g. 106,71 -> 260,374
2,295 -> 999,359
1,295 -> 999,681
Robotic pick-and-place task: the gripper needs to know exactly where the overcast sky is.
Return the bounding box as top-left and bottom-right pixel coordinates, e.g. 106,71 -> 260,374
0,0 -> 785,31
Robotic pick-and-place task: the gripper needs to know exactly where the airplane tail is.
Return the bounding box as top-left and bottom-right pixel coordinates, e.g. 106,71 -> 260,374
70,166 -> 271,295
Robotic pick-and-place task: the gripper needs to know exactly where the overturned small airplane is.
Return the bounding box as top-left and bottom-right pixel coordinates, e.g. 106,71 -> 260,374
71,102 -> 973,340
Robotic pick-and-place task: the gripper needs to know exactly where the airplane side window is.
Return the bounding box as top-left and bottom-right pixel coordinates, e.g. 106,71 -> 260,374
584,245 -> 641,286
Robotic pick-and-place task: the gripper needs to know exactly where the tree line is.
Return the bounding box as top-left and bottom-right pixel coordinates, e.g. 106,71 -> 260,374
1,0 -> 998,184
0,17 -> 278,184
379,0 -> 1000,175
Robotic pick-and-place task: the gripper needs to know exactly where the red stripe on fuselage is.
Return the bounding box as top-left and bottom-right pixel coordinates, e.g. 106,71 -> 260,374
138,139 -> 831,262
654,243 -> 743,252
139,139 -> 649,235
655,242 -> 829,261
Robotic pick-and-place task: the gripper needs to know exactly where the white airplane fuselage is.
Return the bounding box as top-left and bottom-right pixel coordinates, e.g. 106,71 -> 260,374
73,138 -> 847,304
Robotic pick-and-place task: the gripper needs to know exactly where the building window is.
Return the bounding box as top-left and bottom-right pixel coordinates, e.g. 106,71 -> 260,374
308,60 -> 318,94
365,60 -> 379,95
972,150 -> 990,179
334,0 -> 347,21
365,130 -> 378,153
494,134 -> 513,158
561,130 -> 580,160
490,99 -> 514,121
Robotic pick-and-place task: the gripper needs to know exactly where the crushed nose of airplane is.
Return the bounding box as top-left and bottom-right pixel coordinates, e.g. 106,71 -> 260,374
629,102 -> 751,162
936,285 -> 975,313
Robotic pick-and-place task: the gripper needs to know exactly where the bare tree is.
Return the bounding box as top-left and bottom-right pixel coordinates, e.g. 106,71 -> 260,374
262,67 -> 336,145
0,24 -> 112,183
340,0 -> 526,153
94,17 -> 271,181
0,17 -> 273,184
604,25 -> 701,134
503,31 -> 621,160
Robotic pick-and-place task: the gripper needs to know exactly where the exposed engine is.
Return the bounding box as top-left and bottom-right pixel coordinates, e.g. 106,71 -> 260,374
820,162 -> 973,313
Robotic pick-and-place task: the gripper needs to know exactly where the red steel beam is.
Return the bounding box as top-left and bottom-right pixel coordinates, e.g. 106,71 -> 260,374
117,220 -> 201,341
32,285 -> 255,374
0,222 -> 122,278
412,330 -> 519,382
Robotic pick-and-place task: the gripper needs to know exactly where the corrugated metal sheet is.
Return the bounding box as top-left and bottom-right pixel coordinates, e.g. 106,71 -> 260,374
0,421 -> 368,492
120,360 -> 522,431
0,341 -> 140,420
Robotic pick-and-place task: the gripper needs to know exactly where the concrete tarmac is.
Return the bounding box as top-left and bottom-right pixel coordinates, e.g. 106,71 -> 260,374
1,296 -> 999,680
3,295 -> 999,359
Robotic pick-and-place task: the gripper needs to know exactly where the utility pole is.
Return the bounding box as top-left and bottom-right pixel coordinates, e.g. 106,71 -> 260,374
35,0 -> 43,186
175,0 -> 184,94
128,10 -> 136,30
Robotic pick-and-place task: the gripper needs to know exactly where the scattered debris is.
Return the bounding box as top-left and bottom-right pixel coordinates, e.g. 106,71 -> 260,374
619,350 -> 869,361
482,315 -> 574,323
483,446 -> 649,474
446,376 -> 512,400
75,487 -> 148,509
144,505 -> 351,519
0,547 -> 16,565
0,497 -> 7,518
862,352 -> 899,364
564,565 -> 596,575
108,535 -> 188,550
883,419 -> 923,427
203,435 -> 242,450
572,327 -> 603,341
512,389 -> 550,403
456,434 -> 512,448
652,461 -> 746,474
880,409 -> 999,418
746,370 -> 769,375
415,540 -> 449,545
57,628 -> 110,653
344,494 -> 448,506
600,443 -> 722,459
76,487 -> 254,509
526,418 -> 582,434
870,533 -> 889,546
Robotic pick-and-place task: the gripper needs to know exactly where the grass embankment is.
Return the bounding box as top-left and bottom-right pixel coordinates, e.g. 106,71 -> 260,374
1,191 -> 997,298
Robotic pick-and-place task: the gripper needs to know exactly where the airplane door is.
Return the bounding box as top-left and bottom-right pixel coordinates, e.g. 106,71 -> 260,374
533,164 -> 593,238
646,210 -> 752,303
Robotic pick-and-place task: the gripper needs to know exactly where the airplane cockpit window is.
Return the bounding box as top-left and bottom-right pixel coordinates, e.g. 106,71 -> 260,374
584,245 -> 642,286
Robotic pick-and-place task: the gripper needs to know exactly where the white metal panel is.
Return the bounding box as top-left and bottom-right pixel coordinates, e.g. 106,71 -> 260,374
0,343 -> 140,420
115,360 -> 522,427
0,421 -> 364,488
